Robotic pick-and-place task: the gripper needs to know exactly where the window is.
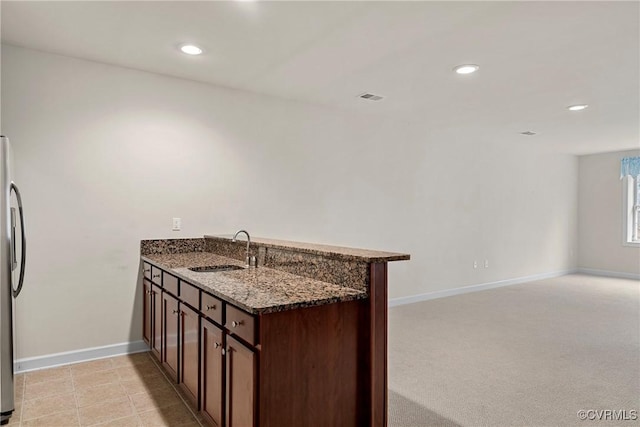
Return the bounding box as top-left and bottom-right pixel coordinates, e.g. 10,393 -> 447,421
621,156 -> 640,247
624,175 -> 640,245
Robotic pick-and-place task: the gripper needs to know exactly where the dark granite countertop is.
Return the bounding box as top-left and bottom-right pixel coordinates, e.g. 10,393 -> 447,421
142,252 -> 366,314
204,235 -> 410,262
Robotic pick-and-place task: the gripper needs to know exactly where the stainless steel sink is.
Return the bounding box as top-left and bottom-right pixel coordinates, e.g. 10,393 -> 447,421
188,265 -> 245,273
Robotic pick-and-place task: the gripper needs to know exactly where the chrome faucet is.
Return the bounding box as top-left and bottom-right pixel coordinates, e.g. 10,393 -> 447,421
232,229 -> 251,267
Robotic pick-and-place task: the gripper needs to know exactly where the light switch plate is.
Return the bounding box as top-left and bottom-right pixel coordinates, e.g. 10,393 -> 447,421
172,218 -> 181,231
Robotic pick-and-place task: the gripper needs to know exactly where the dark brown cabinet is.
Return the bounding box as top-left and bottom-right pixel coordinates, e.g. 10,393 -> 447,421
201,319 -> 224,427
162,292 -> 179,381
151,266 -> 162,285
142,273 -> 162,361
143,263 -> 151,280
143,262 -> 366,427
202,293 -> 223,324
142,279 -> 151,345
151,284 -> 162,359
180,303 -> 200,405
225,305 -> 255,346
225,336 -> 256,427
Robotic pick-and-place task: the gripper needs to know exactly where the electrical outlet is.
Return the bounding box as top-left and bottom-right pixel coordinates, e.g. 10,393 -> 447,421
172,218 -> 181,231
473,261 -> 478,269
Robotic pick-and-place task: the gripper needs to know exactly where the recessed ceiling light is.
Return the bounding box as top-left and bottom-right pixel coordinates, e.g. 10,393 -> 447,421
453,64 -> 479,75
567,104 -> 588,111
180,44 -> 203,55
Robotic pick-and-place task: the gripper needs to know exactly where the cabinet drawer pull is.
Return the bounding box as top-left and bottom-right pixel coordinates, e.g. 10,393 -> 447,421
152,274 -> 160,278
206,305 -> 216,311
144,269 -> 150,273
231,320 -> 244,328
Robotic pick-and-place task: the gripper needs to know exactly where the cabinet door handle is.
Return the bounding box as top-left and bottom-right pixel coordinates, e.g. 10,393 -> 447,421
231,320 -> 243,328
221,348 -> 226,355
214,342 -> 220,349
172,309 -> 179,315
206,305 -> 216,311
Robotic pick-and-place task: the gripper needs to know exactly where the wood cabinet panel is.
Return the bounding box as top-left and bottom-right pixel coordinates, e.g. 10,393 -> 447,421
226,336 -> 255,427
143,262 -> 151,280
181,280 -> 200,310
225,305 -> 256,346
180,303 -> 200,405
201,293 -> 223,325
369,262 -> 388,427
151,266 -> 162,285
258,301 -> 361,426
163,272 -> 178,296
143,279 -> 151,345
151,284 -> 162,360
162,292 -> 179,381
201,319 -> 224,427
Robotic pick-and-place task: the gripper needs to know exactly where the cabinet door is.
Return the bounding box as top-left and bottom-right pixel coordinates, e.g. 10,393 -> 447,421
151,285 -> 162,360
143,279 -> 151,345
180,304 -> 199,405
163,292 -> 179,381
201,319 -> 224,427
226,336 -> 255,427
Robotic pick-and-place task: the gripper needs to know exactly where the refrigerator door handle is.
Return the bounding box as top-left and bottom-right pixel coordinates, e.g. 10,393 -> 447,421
10,208 -> 16,270
10,182 -> 25,298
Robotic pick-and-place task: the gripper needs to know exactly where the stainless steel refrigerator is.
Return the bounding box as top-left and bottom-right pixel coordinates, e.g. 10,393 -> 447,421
0,136 -> 26,426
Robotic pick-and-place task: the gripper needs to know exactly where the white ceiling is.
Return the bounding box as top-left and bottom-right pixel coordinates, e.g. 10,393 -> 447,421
1,1 -> 638,155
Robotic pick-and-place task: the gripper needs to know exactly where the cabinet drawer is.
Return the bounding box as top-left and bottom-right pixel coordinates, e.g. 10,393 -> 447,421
201,293 -> 222,325
163,272 -> 178,296
226,305 -> 256,346
151,266 -> 162,285
180,281 -> 200,310
143,262 -> 151,280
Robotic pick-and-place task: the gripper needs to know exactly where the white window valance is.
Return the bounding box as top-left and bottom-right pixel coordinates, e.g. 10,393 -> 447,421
621,156 -> 640,178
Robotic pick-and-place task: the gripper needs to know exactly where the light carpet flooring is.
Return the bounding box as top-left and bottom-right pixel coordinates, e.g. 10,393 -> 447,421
388,274 -> 640,427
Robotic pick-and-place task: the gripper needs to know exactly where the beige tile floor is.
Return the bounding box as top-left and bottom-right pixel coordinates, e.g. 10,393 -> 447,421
9,352 -> 204,427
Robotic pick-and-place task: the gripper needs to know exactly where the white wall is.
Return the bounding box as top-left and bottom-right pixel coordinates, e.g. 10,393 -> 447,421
578,149 -> 640,276
1,45 -> 578,360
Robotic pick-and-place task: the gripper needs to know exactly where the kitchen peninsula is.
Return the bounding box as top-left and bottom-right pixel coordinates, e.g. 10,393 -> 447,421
140,235 -> 409,427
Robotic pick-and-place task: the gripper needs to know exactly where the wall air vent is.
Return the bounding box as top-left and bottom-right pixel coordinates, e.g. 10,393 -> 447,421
520,131 -> 537,136
358,93 -> 384,101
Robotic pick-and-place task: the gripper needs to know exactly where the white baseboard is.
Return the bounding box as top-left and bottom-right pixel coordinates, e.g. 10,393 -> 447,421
389,269 -> 578,308
577,268 -> 640,280
15,340 -> 150,373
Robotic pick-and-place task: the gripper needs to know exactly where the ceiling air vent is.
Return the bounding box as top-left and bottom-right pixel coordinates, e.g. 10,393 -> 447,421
520,131 -> 537,136
358,93 -> 384,101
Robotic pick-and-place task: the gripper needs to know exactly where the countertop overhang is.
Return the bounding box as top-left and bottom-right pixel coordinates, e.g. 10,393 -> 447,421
204,235 -> 410,262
